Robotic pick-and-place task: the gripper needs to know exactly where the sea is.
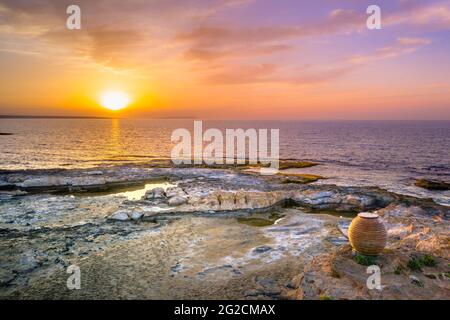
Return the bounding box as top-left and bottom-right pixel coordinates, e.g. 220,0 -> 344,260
1,119 -> 449,205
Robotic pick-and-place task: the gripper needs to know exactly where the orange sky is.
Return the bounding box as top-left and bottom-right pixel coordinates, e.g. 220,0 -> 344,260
0,0 -> 449,119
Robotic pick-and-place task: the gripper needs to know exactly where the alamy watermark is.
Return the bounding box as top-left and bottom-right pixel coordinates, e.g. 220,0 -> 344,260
66,265 -> 81,290
366,265 -> 382,290
171,121 -> 280,174
66,4 -> 381,31
66,5 -> 81,30
367,5 -> 382,30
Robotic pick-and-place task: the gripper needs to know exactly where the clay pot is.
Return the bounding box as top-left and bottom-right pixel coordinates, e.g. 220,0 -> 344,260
348,212 -> 387,256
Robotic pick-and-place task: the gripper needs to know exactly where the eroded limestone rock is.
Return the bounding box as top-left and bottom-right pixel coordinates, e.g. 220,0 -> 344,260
109,211 -> 130,221
415,179 -> 450,191
166,187 -> 186,198
130,212 -> 143,221
168,196 -> 188,207
145,187 -> 166,200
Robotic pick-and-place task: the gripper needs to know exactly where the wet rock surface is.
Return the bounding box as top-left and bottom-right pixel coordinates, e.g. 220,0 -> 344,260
415,179 -> 450,191
0,164 -> 448,299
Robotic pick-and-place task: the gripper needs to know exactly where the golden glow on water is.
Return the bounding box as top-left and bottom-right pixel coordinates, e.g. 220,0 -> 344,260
109,119 -> 122,156
117,182 -> 176,200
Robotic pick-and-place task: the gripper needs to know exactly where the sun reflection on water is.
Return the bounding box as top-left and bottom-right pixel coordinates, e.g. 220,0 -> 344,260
117,181 -> 176,200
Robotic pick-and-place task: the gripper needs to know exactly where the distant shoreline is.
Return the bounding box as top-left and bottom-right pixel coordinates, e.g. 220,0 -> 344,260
0,115 -> 116,119
0,115 -> 448,121
0,115 -> 196,120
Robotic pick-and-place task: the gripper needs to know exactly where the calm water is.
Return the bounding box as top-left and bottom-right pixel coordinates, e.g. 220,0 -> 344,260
1,119 -> 449,204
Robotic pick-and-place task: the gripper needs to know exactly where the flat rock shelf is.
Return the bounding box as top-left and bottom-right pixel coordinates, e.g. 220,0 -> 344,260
0,163 -> 448,299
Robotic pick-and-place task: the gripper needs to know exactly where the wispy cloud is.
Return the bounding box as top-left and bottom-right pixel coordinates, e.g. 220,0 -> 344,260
385,1 -> 450,29
349,37 -> 432,65
176,8 -> 365,62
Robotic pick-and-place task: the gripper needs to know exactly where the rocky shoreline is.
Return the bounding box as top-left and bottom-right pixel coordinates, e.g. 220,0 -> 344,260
0,162 -> 448,299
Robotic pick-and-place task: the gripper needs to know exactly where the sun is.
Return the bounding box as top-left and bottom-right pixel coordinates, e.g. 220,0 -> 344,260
100,90 -> 131,111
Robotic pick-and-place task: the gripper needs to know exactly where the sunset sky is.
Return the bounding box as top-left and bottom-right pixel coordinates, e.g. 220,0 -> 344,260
0,0 -> 449,119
